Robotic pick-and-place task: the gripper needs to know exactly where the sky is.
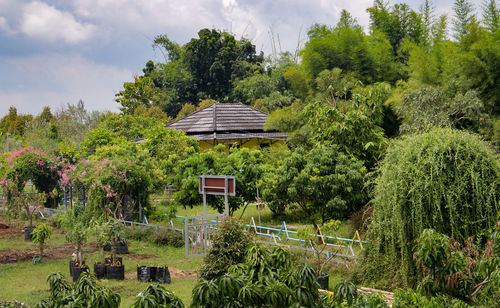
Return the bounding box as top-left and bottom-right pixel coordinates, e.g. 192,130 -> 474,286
0,0 -> 486,116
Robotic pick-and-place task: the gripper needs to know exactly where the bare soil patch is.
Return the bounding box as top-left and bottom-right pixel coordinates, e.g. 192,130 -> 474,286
0,242 -> 97,264
127,253 -> 158,261
0,216 -> 23,238
0,249 -> 37,263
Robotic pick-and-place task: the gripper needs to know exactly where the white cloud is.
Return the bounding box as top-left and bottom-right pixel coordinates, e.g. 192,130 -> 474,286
0,53 -> 132,115
20,1 -> 96,44
0,16 -> 14,34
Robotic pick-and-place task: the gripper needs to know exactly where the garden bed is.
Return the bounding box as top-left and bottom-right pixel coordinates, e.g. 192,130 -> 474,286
0,242 -> 97,264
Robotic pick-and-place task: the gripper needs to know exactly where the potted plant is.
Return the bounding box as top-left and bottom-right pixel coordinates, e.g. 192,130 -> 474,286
62,207 -> 88,279
105,220 -> 125,280
11,189 -> 46,240
297,220 -> 342,290
66,221 -> 88,280
31,223 -> 52,263
90,219 -> 111,279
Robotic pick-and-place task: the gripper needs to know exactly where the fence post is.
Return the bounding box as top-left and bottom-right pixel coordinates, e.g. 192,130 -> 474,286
184,217 -> 189,258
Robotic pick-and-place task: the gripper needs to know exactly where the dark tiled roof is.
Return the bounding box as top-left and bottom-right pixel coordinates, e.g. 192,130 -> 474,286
191,132 -> 288,141
166,103 -> 269,134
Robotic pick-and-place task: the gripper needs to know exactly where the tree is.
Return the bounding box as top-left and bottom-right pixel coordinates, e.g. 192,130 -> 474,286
32,223 -> 52,258
174,103 -> 196,120
363,128 -> 499,288
367,1 -> 426,56
337,9 -> 359,29
115,75 -> 166,115
261,145 -> 366,229
79,128 -> 120,157
153,35 -> 182,63
199,219 -> 251,280
2,148 -> 64,209
305,83 -> 390,167
0,106 -> 33,137
414,228 -> 500,304
396,86 -> 485,133
171,146 -> 262,215
36,106 -> 55,124
184,29 -> 263,101
453,0 -> 476,40
301,23 -> 398,84
420,0 -> 436,46
63,208 -> 88,264
482,0 -> 500,34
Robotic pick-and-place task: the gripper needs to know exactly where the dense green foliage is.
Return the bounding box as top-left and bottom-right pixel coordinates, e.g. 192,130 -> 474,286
364,128 -> 499,287
133,284 -> 184,308
414,228 -> 500,305
261,145 -> 366,226
171,146 -> 262,215
35,272 -> 120,307
31,223 -> 52,257
194,243 -> 320,307
199,219 -> 251,280
0,2 -> 499,305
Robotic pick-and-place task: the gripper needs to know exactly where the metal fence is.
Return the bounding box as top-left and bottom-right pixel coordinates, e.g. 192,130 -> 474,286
0,200 -> 367,263
183,214 -> 225,258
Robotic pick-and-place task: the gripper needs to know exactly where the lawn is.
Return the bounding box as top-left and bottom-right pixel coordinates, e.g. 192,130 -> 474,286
154,200 -> 357,240
0,209 -> 361,307
0,217 -> 203,307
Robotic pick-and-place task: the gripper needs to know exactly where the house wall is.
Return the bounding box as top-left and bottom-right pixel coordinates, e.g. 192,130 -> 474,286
199,138 -> 286,152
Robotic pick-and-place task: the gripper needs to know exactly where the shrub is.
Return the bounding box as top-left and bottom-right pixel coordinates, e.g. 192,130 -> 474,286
46,214 -> 64,229
198,219 -> 251,280
413,228 -> 500,304
261,145 -> 367,226
393,289 -> 470,307
152,229 -> 183,248
32,223 -> 52,257
34,272 -> 120,307
193,244 -> 320,308
364,128 -> 499,287
126,226 -> 154,241
133,284 -> 184,308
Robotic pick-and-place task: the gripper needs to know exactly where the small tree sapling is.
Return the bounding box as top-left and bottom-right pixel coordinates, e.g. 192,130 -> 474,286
32,223 -> 52,258
90,219 -> 111,264
297,220 -> 342,279
109,219 -> 125,264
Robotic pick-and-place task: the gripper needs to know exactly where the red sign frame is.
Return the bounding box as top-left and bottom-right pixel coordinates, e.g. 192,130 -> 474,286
199,175 -> 236,196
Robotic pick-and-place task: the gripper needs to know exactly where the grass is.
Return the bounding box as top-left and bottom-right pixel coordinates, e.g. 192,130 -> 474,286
0,208 -> 362,307
154,201 -> 357,240
0,218 -> 202,307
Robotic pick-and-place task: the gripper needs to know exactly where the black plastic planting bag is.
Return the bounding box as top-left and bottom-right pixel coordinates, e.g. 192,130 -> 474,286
156,267 -> 171,284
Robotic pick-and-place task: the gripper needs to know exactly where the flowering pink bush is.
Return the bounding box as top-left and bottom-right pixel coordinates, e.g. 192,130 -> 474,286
66,157 -> 151,219
0,147 -> 69,207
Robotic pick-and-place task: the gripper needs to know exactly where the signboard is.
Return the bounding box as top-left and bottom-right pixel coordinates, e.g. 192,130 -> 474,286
198,175 -> 236,196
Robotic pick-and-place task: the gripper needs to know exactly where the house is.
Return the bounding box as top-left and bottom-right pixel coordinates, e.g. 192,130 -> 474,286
166,103 -> 287,151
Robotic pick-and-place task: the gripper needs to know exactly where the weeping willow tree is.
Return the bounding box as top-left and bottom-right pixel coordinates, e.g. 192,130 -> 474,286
363,128 -> 499,288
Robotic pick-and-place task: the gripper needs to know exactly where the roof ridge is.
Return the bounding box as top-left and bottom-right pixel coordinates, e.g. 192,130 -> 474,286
166,103 -> 216,127
213,103 -> 217,132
